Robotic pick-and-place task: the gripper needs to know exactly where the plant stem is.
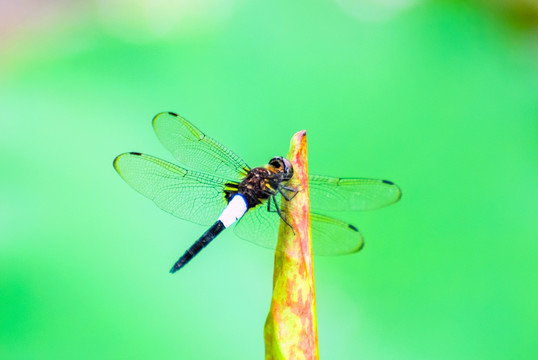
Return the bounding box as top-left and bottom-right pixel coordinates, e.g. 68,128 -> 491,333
264,130 -> 319,360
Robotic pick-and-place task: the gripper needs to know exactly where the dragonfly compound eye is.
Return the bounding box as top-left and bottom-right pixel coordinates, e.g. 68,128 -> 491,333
281,158 -> 293,180
269,157 -> 293,180
269,157 -> 284,169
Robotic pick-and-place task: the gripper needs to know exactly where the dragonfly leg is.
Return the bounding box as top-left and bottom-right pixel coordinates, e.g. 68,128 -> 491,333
279,184 -> 300,201
281,184 -> 300,192
266,196 -> 281,214
268,195 -> 295,234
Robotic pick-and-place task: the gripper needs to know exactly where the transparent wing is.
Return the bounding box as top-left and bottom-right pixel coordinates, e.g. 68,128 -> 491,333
152,112 -> 250,180
113,152 -> 232,226
233,197 -> 363,255
309,213 -> 364,255
309,175 -> 402,212
234,201 -> 280,250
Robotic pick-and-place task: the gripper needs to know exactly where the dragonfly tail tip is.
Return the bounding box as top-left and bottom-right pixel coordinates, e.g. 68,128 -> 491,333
169,263 -> 181,274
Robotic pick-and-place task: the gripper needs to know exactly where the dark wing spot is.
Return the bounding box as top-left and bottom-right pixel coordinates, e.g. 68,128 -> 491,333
130,152 -> 142,156
348,224 -> 359,232
382,180 -> 394,185
168,111 -> 178,116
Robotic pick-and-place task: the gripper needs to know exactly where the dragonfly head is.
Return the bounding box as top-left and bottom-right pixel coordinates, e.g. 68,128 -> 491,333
268,157 -> 293,181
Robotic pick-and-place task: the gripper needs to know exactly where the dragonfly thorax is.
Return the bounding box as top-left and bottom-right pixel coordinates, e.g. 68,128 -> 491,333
234,159 -> 292,209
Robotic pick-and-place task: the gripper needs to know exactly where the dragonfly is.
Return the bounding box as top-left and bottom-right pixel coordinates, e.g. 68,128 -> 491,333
113,112 -> 401,273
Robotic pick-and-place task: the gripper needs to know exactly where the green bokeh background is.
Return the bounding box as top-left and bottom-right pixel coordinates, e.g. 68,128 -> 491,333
1,1 -> 537,359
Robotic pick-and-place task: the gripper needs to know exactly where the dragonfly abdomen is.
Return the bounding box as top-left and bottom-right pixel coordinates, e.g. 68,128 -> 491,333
169,221 -> 226,273
218,194 -> 248,227
169,194 -> 248,273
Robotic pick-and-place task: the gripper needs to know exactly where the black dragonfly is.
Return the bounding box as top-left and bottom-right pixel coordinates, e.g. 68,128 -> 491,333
113,112 -> 401,273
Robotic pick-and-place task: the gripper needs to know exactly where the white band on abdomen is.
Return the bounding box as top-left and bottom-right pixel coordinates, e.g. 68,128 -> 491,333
218,194 -> 248,228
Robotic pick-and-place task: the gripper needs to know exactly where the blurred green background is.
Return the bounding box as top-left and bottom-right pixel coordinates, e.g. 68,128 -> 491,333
1,1 -> 537,359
